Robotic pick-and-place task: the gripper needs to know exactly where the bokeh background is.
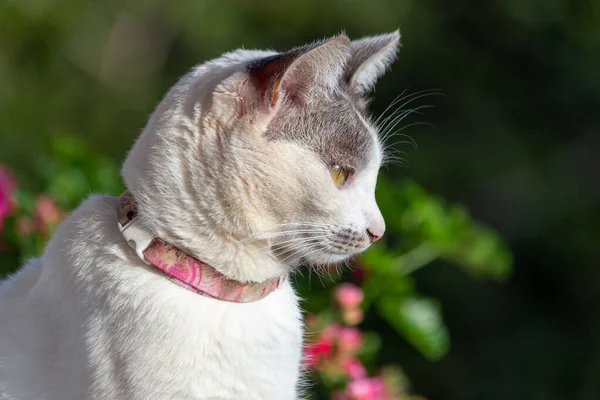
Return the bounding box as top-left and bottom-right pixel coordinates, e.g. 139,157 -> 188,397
1,1 -> 599,399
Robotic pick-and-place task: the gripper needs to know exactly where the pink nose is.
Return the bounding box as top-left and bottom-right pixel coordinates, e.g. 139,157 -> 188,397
366,209 -> 386,243
366,228 -> 383,243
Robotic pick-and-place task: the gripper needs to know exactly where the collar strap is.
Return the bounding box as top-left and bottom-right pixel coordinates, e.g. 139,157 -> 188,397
117,191 -> 284,303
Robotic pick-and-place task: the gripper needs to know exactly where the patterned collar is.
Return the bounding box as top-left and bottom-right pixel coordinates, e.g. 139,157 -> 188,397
117,191 -> 284,303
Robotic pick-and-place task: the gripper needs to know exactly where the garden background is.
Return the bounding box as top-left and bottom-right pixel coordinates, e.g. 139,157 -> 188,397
1,1 -> 599,399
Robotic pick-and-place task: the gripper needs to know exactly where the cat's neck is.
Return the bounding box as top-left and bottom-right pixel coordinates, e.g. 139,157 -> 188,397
118,190 -> 289,290
121,192 -> 289,284
120,97 -> 292,284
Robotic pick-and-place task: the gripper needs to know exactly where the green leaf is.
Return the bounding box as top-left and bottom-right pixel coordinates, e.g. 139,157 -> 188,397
46,168 -> 89,208
11,189 -> 35,214
377,295 -> 449,361
376,176 -> 513,282
441,224 -> 513,282
360,245 -> 417,309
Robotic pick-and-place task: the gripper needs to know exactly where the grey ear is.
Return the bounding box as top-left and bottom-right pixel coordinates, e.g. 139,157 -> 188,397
246,35 -> 350,112
345,30 -> 401,95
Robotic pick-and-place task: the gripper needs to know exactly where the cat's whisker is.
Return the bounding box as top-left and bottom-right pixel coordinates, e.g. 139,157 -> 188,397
268,237 -> 331,257
380,111 -> 420,144
380,105 -> 434,143
308,264 -> 334,288
382,151 -> 409,168
380,107 -> 428,143
275,222 -> 331,229
320,264 -> 337,282
381,107 -> 433,145
377,89 -> 442,133
297,245 -> 330,266
383,146 -> 407,157
246,234 -> 329,265
380,119 -> 434,169
383,132 -> 420,149
253,238 -> 332,265
387,121 -> 434,141
277,241 -> 323,264
378,95 -> 441,142
270,223 -> 331,235
375,88 -> 439,129
240,229 -> 325,243
381,140 -> 409,168
372,89 -> 410,126
261,234 -> 332,251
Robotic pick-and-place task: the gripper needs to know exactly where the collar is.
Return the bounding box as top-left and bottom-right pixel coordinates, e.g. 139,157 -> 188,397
117,191 -> 284,303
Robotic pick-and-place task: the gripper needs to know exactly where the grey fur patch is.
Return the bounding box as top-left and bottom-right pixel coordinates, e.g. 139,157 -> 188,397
252,31 -> 400,173
344,31 -> 400,95
265,91 -> 377,172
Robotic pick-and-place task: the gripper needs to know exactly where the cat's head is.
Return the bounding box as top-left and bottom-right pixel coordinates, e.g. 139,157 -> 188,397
122,31 -> 400,282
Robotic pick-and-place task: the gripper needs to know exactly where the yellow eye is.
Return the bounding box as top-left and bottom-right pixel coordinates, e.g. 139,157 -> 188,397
330,165 -> 350,188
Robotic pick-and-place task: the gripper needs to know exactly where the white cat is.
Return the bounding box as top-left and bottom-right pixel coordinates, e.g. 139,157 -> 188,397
0,31 -> 399,400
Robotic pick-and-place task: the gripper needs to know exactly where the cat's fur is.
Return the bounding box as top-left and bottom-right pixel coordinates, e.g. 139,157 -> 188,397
0,31 -> 399,400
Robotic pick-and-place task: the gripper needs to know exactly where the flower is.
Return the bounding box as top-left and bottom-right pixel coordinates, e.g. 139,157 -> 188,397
0,166 -> 17,229
344,358 -> 368,380
34,195 -> 63,234
345,377 -> 386,400
303,334 -> 334,369
304,283 -> 423,399
322,323 -> 342,339
334,283 -> 364,310
338,326 -> 363,355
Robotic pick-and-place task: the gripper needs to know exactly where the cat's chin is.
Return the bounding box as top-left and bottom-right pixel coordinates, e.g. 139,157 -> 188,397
301,250 -> 363,267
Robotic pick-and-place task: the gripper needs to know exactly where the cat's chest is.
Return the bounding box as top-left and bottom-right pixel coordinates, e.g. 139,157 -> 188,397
89,279 -> 303,399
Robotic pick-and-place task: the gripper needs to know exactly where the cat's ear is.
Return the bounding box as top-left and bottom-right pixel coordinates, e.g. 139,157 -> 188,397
218,35 -> 350,119
248,35 -> 350,110
345,30 -> 401,96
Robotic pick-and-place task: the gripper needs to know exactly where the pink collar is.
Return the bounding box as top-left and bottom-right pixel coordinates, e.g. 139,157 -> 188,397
117,191 -> 284,303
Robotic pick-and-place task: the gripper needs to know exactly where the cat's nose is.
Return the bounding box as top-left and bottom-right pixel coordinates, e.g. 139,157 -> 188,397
366,229 -> 381,243
366,223 -> 385,243
365,201 -> 385,243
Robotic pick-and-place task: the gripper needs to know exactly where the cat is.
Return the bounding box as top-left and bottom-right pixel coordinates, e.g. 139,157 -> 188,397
0,31 -> 399,400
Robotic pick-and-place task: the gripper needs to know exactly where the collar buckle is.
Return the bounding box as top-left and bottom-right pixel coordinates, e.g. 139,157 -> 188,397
118,218 -> 153,265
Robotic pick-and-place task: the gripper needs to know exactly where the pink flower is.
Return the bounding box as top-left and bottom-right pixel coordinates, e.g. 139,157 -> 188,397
338,326 -> 362,354
34,195 -> 63,234
345,377 -> 386,400
334,283 -> 363,310
303,335 -> 333,369
344,358 -> 367,380
322,323 -> 342,339
0,166 -> 17,229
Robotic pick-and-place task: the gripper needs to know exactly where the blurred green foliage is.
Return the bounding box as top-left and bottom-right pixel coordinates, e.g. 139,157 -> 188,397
1,0 -> 599,399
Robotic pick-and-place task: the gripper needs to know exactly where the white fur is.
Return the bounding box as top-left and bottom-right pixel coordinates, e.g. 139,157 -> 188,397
0,33 -> 398,399
0,196 -> 303,399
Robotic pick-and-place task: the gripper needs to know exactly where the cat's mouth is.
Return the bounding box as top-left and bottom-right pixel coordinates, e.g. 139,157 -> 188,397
301,248 -> 364,266
264,223 -> 372,267
271,236 -> 370,267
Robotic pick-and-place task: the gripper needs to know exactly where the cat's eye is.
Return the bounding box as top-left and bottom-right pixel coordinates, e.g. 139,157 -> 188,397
330,165 -> 351,188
